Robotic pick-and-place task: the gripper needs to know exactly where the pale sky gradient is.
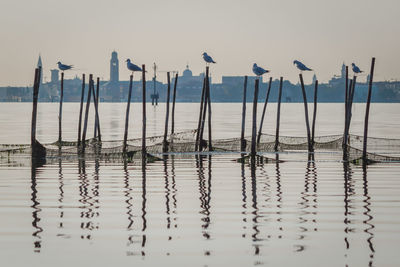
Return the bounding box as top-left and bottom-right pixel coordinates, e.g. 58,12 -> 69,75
0,0 -> 399,86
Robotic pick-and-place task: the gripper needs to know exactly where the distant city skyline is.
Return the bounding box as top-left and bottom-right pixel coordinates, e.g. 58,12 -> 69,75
0,0 -> 399,86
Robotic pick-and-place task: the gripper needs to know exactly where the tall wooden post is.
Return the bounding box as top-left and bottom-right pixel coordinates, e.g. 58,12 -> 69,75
58,72 -> 64,145
251,79 -> 259,156
81,74 -> 93,153
199,83 -> 208,151
347,76 -> 357,135
205,66 -> 212,151
195,78 -> 206,151
362,57 -> 376,163
311,80 -> 318,149
92,77 -> 101,142
240,76 -> 248,151
123,74 -> 133,154
171,73 -> 178,136
31,68 -> 40,147
299,74 -> 313,152
274,77 -> 283,151
163,72 -> 171,152
257,77 -> 272,145
343,66 -> 349,151
77,74 -> 85,147
141,65 -> 147,157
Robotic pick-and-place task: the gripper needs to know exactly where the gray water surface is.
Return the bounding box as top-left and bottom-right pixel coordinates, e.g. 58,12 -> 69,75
0,103 -> 399,266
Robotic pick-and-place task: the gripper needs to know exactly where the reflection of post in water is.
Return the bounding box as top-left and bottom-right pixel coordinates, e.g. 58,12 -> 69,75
240,157 -> 247,239
123,160 -> 135,254
295,153 -> 318,253
342,161 -> 352,253
275,154 -> 283,239
58,158 -> 65,230
140,162 -> 148,256
31,160 -> 44,253
362,166 -> 375,265
163,156 -> 171,231
78,158 -> 100,240
250,159 -> 260,255
196,154 -> 212,255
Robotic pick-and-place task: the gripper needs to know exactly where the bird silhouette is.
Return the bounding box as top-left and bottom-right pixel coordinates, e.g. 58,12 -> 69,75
293,60 -> 312,71
57,62 -> 73,71
202,52 -> 216,64
252,63 -> 269,76
351,63 -> 363,74
126,59 -> 143,72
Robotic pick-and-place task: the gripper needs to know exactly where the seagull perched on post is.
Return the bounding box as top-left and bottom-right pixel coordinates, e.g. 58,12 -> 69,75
252,63 -> 269,76
293,60 -> 312,72
126,59 -> 142,72
57,61 -> 73,71
202,52 -> 216,64
351,63 -> 363,74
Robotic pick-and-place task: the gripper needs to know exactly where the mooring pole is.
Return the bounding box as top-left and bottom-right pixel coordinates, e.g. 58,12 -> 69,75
93,77 -> 101,140
199,83 -> 208,151
343,66 -> 349,151
195,78 -> 206,151
240,76 -> 248,151
205,66 -> 212,151
362,57 -> 376,163
142,65 -> 147,158
171,73 -> 178,136
257,77 -> 272,145
31,68 -> 40,147
347,76 -> 357,134
299,74 -> 313,152
81,74 -> 93,153
77,74 -> 85,147
311,80 -> 318,149
58,72 -> 64,146
123,74 -> 133,154
251,79 -> 259,157
92,77 -> 101,142
163,72 -> 171,152
274,77 -> 283,151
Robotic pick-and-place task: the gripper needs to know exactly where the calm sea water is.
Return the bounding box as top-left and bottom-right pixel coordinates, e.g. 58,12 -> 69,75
0,103 -> 399,266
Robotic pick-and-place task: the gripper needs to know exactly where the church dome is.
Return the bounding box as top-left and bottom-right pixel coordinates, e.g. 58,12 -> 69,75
183,65 -> 192,77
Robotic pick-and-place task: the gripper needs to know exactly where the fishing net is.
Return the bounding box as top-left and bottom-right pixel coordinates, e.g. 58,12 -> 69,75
1,129 -> 399,163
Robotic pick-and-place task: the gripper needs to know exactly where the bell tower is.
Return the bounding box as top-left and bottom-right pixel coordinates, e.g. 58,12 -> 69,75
110,51 -> 119,82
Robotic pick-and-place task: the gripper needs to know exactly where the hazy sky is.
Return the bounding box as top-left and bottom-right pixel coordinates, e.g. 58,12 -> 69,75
0,0 -> 399,86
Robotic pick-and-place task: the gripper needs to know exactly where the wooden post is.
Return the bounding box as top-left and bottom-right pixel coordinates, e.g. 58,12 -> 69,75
163,72 -> 171,152
362,57 -> 376,163
251,79 -> 259,156
92,77 -> 101,142
205,66 -> 212,151
142,65 -> 147,157
31,68 -> 40,147
343,66 -> 349,150
311,80 -> 318,149
274,77 -> 283,151
299,74 -> 313,152
195,78 -> 206,151
347,76 -> 357,133
58,72 -> 64,145
77,74 -> 85,147
171,73 -> 178,136
93,77 -> 101,140
257,77 -> 272,145
240,76 -> 248,151
199,84 -> 208,151
81,74 -> 93,153
123,74 -> 133,154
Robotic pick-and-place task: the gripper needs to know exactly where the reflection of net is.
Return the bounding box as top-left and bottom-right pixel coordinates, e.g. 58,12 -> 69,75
1,130 -> 399,163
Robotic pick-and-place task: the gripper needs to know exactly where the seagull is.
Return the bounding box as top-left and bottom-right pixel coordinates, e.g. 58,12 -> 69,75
126,59 -> 142,72
202,52 -> 216,64
293,60 -> 312,71
252,63 -> 269,76
57,61 -> 73,71
351,63 -> 363,74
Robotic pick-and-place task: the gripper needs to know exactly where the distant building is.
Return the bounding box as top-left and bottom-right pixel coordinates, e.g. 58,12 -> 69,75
104,51 -> 121,101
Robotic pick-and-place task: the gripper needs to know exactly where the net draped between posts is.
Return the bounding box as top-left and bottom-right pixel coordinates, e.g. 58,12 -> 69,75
1,130 -> 399,163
